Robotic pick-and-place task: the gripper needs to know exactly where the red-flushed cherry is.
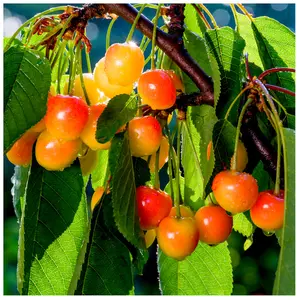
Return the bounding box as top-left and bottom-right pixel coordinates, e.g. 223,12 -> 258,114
212,170 -> 259,214
157,216 -> 199,260
6,131 -> 39,166
45,94 -> 89,140
136,186 -> 172,230
35,130 -> 82,171
169,205 -> 194,218
128,116 -> 162,157
250,190 -> 284,231
104,42 -> 144,86
137,69 -> 177,110
195,205 -> 233,245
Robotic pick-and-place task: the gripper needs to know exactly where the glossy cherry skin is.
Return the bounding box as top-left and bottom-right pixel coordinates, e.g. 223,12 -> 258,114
93,57 -> 133,98
128,116 -> 162,157
6,131 -> 39,166
91,186 -> 105,212
80,104 -> 111,151
250,190 -> 284,231
35,130 -> 82,171
195,205 -> 233,245
136,186 -> 172,230
137,69 -> 177,110
230,140 -> 249,172
169,205 -> 194,218
212,170 -> 259,214
45,94 -> 89,140
104,42 -> 144,86
164,70 -> 185,93
145,229 -> 156,248
157,216 -> 199,260
147,136 -> 169,173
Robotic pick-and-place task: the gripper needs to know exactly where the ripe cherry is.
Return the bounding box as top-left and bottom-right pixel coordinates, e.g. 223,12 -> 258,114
91,186 -> 105,212
128,116 -> 162,157
169,205 -> 194,218
30,118 -> 46,133
212,170 -> 258,214
93,57 -> 133,98
164,70 -> 185,93
104,42 -> 144,86
137,69 -> 177,110
35,130 -> 82,171
6,131 -> 39,166
80,104 -> 111,151
145,229 -> 156,248
45,94 -> 89,140
157,216 -> 199,260
230,140 -> 248,172
147,136 -> 169,173
195,205 -> 233,245
136,186 -> 172,230
250,190 -> 284,231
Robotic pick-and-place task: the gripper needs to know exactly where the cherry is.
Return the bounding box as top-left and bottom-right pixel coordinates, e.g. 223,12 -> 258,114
6,131 -> 39,166
79,148 -> 98,176
164,70 -> 185,93
147,136 -> 169,173
93,57 -> 133,98
145,229 -> 156,248
35,130 -> 82,171
128,116 -> 162,157
45,94 -> 89,140
195,205 -> 233,245
250,190 -> 284,231
137,69 -> 177,110
136,186 -> 172,230
80,104 -> 111,151
91,186 -> 105,212
230,140 -> 248,172
212,170 -> 259,214
169,205 -> 194,218
157,216 -> 199,260
104,42 -> 144,86
30,118 -> 46,133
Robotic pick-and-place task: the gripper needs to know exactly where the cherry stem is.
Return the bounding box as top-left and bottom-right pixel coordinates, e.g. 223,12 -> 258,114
78,48 -> 91,105
105,17 -> 118,51
126,4 -> 147,43
154,146 -> 161,190
56,40 -> 67,94
199,4 -> 218,28
232,97 -> 253,171
192,4 -> 211,29
165,125 -> 175,201
237,4 -> 253,22
175,120 -> 183,218
265,84 -> 295,97
230,4 -> 239,33
258,67 -> 295,81
84,29 -> 92,73
151,4 -> 162,70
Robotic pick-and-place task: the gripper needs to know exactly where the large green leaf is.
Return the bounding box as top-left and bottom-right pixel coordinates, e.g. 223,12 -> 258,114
11,165 -> 30,223
158,242 -> 233,295
109,132 -> 145,248
252,17 -> 295,110
205,27 -> 245,122
273,128 -> 295,295
4,46 -> 51,152
181,121 -> 205,210
184,4 -> 207,38
91,150 -> 109,190
75,194 -> 133,295
18,159 -> 88,295
96,94 -> 137,144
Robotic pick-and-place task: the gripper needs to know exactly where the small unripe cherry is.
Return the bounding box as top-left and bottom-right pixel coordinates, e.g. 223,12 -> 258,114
250,190 -> 284,231
230,140 -> 248,172
169,205 -> 194,218
79,149 -> 98,176
6,131 -> 39,166
45,94 -> 89,140
145,229 -> 156,248
147,136 -> 169,173
80,104 -> 111,151
137,69 -> 177,110
212,170 -> 259,214
195,205 -> 233,245
35,130 -> 82,171
157,216 -> 199,260
93,57 -> 133,98
91,186 -> 105,212
136,186 -> 172,230
104,42 -> 144,86
128,116 -> 162,157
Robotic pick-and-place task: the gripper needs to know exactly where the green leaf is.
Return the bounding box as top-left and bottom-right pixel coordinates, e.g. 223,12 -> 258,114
91,150 -> 109,189
252,160 -> 272,192
18,158 -> 88,295
181,121 -> 204,210
158,242 -> 233,295
4,37 -> 22,50
75,194 -> 133,295
205,27 -> 245,122
132,157 -> 151,187
96,94 -> 137,143
182,29 -> 221,106
11,165 -> 30,222
4,46 -> 51,152
273,128 -> 295,295
184,4 -> 207,38
189,105 -> 218,190
286,114 -> 295,130
252,17 -> 295,109
233,212 -> 255,238
109,132 -> 145,248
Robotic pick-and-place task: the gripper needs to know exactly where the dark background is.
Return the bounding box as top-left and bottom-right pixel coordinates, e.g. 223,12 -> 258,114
3,3 -> 295,295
